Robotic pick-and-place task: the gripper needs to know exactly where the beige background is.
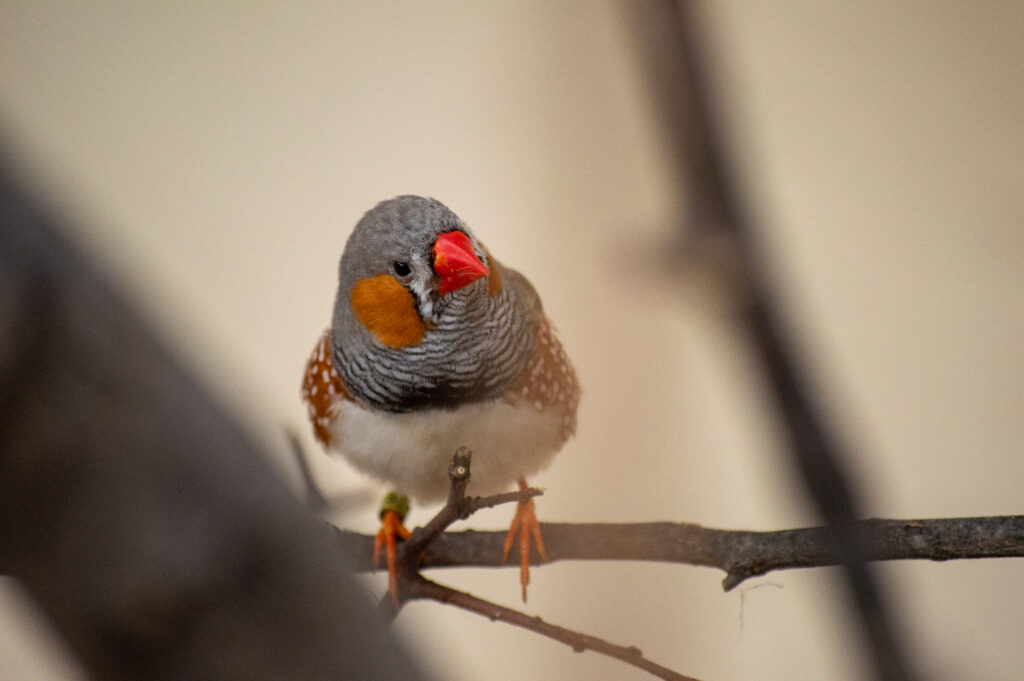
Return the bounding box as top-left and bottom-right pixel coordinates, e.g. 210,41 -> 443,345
1,2 -> 1022,679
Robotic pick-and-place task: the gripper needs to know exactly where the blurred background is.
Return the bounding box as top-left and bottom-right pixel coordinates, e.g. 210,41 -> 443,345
1,2 -> 1021,679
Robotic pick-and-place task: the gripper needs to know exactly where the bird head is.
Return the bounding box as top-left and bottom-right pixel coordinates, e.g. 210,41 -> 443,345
335,196 -> 490,349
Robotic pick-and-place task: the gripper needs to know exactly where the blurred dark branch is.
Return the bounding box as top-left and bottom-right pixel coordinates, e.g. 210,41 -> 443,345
335,516 -> 1024,589
667,3 -> 917,675
622,3 -> 920,681
0,154 -> 424,680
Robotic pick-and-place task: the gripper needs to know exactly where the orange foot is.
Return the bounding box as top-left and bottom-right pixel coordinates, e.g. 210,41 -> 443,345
502,477 -> 547,602
373,493 -> 411,607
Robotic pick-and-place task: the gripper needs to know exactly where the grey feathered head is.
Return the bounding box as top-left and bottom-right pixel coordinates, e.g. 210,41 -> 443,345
334,195 -> 490,336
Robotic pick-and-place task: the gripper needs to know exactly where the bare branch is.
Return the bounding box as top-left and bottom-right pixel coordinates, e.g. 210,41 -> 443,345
408,575 -> 701,681
334,448 -> 1021,681
334,516 -> 1024,588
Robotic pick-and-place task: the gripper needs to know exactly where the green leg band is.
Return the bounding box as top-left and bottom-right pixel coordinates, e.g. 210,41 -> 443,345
379,492 -> 410,521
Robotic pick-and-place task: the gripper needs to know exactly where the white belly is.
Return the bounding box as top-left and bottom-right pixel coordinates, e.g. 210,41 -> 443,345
327,398 -> 565,502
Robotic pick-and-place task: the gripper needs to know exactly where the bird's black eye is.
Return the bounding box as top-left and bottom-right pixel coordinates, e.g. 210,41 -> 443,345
392,261 -> 411,277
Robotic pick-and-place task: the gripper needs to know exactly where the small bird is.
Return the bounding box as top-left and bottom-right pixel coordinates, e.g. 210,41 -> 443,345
302,195 -> 579,603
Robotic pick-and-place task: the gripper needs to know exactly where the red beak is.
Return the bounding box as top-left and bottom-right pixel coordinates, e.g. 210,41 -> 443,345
433,231 -> 489,296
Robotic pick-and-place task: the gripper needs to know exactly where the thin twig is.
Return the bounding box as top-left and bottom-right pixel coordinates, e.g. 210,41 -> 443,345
286,427 -> 330,511
462,487 -> 544,515
408,575 -> 701,681
333,516 -> 1024,588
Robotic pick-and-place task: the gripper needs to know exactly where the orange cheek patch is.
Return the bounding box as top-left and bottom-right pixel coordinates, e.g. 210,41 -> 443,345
350,274 -> 426,348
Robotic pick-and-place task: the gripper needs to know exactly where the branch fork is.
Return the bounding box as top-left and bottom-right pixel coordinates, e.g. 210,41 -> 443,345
384,446 -> 540,605
381,447 -> 697,681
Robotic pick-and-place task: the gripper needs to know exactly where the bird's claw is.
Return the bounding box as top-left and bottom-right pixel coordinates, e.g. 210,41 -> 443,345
502,478 -> 547,602
374,509 -> 411,607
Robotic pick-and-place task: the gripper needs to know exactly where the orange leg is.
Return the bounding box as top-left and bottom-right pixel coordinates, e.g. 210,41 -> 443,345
502,477 -> 547,602
373,493 -> 411,607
